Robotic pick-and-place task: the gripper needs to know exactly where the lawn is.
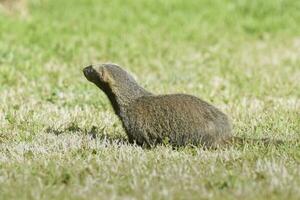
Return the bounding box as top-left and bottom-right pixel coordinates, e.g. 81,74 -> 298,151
0,0 -> 300,199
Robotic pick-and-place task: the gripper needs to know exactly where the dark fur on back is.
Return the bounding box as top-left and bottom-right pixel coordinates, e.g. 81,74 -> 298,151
83,63 -> 232,148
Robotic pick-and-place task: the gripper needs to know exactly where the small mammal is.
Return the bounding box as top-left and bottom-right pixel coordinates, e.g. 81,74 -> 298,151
83,63 -> 232,148
83,64 -> 279,148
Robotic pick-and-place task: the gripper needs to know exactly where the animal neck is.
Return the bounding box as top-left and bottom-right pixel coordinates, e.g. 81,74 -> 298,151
103,83 -> 151,118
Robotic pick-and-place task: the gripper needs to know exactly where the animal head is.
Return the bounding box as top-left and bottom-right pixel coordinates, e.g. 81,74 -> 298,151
83,63 -> 137,92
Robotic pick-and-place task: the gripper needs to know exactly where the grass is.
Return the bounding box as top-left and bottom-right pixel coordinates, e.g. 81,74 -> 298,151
0,0 -> 300,199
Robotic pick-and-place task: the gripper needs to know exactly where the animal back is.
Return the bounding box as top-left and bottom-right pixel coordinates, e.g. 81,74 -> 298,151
123,94 -> 231,147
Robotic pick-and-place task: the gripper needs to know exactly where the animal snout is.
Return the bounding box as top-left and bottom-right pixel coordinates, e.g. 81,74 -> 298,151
83,65 -> 95,76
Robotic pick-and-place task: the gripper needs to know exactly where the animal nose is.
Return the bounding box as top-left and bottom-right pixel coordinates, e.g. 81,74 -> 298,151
83,65 -> 94,76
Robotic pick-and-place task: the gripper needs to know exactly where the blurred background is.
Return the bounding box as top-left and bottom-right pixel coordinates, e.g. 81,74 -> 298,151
1,0 -> 299,96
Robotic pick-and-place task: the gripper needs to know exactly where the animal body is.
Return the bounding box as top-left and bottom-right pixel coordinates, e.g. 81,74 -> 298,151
83,63 -> 234,148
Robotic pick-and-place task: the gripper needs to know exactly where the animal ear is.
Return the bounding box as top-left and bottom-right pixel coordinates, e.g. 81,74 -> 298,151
100,67 -> 108,81
101,67 -> 115,84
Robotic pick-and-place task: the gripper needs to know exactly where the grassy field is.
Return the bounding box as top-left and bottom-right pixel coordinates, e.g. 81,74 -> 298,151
0,0 -> 300,199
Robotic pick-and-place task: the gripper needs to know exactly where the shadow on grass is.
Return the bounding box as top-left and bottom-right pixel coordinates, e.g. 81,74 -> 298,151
45,122 -> 129,145
45,123 -> 297,151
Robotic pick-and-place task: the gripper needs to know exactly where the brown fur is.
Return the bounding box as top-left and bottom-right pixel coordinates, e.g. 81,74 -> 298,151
83,63 -> 232,148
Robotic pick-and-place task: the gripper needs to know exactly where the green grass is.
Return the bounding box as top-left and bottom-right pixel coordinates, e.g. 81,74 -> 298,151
0,0 -> 300,199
